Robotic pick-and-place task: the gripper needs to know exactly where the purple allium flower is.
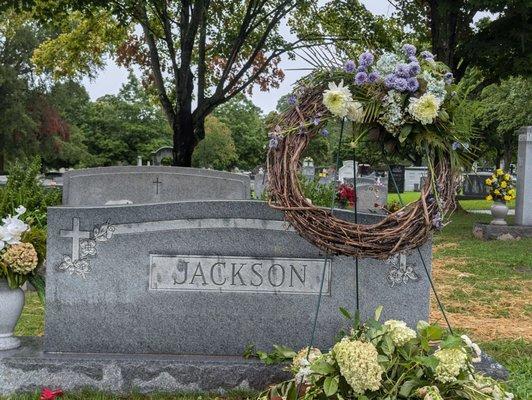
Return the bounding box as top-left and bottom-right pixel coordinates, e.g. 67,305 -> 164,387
432,211 -> 443,230
321,128 -> 329,137
406,77 -> 419,92
269,138 -> 279,149
358,51 -> 374,68
444,72 -> 454,84
356,65 -> 367,73
452,141 -> 461,150
420,50 -> 434,60
395,63 -> 410,78
402,44 -> 417,57
384,74 -> 395,88
408,61 -> 421,76
408,55 -> 418,63
355,71 -> 368,85
368,71 -> 380,82
288,94 -> 297,106
393,77 -> 408,92
344,60 -> 356,73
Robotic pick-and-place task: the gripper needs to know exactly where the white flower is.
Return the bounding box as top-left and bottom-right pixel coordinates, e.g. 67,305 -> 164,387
346,101 -> 364,122
461,335 -> 482,362
0,215 -> 29,245
295,366 -> 311,384
384,320 -> 417,346
15,205 -> 26,217
434,348 -> 468,383
408,93 -> 441,125
323,80 -> 353,118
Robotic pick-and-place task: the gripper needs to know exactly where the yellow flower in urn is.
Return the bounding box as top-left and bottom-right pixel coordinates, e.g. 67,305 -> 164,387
485,195 -> 493,201
504,174 -> 511,181
500,181 -> 507,188
504,195 -> 512,201
496,169 -> 504,176
485,178 -> 492,186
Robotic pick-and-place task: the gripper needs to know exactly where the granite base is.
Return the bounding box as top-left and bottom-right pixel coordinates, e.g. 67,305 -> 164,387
473,223 -> 532,240
1,337 -> 509,396
0,337 -> 289,396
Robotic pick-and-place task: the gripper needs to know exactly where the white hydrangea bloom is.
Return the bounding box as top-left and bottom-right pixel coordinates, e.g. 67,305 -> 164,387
384,320 -> 417,346
333,338 -> 383,394
434,348 -> 468,383
374,51 -> 400,76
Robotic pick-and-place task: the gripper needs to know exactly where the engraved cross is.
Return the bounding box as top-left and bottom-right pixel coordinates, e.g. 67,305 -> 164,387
60,218 -> 91,261
153,176 -> 162,195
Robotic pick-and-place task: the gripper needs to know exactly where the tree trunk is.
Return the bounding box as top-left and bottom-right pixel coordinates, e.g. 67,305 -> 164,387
0,150 -> 4,174
172,111 -> 196,167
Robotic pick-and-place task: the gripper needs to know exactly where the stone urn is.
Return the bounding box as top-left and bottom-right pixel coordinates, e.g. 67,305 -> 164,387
0,278 -> 24,350
490,201 -> 509,226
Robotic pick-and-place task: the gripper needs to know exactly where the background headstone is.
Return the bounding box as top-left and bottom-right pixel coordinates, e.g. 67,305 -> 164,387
515,126 -> 532,225
388,165 -> 405,193
302,158 -> 315,180
459,172 -> 492,199
338,160 -> 357,183
62,166 -> 251,206
253,167 -> 268,199
404,167 -> 428,192
151,146 -> 173,166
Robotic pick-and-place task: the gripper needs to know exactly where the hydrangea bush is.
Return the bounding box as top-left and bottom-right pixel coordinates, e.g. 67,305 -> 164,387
0,205 -> 46,300
259,307 -> 513,400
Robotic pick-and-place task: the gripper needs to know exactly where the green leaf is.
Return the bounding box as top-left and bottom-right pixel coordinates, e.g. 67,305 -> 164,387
425,325 -> 444,341
399,124 -> 413,143
311,359 -> 336,375
27,274 -> 46,304
339,307 -> 352,321
374,305 -> 383,321
415,355 -> 439,369
286,381 -> 298,400
440,334 -> 463,349
399,380 -> 418,397
323,376 -> 339,397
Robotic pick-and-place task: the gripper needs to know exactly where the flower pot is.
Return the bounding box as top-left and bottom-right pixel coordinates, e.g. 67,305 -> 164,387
490,201 -> 509,226
0,278 -> 24,350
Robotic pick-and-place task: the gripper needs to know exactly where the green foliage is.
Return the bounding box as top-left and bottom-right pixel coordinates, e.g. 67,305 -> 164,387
0,157 -> 61,228
192,116 -> 237,171
244,344 -> 297,366
214,95 -> 267,170
475,76 -> 532,167
299,176 -> 335,208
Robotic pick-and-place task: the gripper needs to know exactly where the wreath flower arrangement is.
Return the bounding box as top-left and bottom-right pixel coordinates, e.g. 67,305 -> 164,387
259,308 -> 513,400
0,206 -> 46,299
484,169 -> 516,202
267,44 -> 473,259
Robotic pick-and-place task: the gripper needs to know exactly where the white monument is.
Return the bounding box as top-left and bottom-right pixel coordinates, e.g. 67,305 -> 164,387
515,126 -> 532,226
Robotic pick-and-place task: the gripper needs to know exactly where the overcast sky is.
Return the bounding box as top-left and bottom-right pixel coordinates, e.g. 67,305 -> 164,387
81,1 -> 395,113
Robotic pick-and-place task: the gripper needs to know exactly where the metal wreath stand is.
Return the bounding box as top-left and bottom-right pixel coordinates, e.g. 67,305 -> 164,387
266,84 -> 460,360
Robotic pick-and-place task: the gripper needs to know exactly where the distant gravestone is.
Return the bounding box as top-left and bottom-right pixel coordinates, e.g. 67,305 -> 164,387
460,172 -> 491,200
515,126 -> 532,226
62,166 -> 250,206
302,158 -> 315,179
254,167 -> 268,199
388,165 -> 405,193
151,146 -> 173,166
404,167 -> 428,192
338,160 -> 357,183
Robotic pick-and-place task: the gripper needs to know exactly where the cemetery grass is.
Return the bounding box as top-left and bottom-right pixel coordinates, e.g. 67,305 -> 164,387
12,212 -> 531,399
387,192 -> 516,210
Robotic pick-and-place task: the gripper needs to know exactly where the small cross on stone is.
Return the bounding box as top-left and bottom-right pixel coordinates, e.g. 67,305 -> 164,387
153,176 -> 162,195
60,218 -> 91,261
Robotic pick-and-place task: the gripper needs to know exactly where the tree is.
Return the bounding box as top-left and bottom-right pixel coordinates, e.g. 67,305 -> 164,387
25,0 -> 319,166
0,11 -> 72,172
213,94 -> 266,170
475,76 -> 532,168
81,73 -> 172,166
192,116 -> 237,170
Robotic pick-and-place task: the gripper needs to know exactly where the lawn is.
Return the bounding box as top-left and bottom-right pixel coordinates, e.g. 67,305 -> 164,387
10,211 -> 531,400
387,191 -> 516,210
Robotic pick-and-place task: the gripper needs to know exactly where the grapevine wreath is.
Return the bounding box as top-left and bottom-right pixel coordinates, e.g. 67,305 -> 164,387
266,45 -> 473,259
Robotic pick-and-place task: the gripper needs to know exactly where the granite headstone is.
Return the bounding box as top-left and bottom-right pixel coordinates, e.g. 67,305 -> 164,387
62,166 -> 251,206
515,126 -> 532,226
